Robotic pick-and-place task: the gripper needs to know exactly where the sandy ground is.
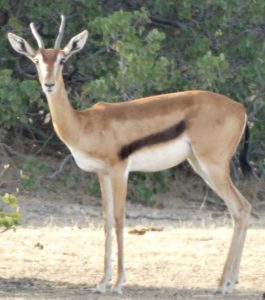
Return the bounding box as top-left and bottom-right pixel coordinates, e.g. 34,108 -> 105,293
0,185 -> 264,300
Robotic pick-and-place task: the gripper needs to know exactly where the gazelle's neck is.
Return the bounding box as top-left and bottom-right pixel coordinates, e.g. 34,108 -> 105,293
45,76 -> 80,147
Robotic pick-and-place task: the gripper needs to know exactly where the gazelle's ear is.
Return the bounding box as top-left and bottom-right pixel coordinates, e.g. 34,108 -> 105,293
7,33 -> 36,60
63,30 -> 88,60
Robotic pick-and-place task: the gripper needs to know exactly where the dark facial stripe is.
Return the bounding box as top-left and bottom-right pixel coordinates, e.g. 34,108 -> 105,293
119,120 -> 186,160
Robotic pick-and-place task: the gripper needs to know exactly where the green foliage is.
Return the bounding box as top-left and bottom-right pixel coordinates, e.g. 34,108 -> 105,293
129,171 -> 173,206
87,176 -> 100,197
194,51 -> 230,89
20,156 -> 49,190
86,9 -> 176,101
0,69 -> 41,128
0,193 -> 21,229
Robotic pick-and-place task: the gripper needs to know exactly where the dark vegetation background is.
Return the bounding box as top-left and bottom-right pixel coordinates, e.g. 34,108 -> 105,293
0,0 -> 265,207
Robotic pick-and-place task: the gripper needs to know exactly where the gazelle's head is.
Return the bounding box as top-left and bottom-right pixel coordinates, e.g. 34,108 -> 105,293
8,15 -> 88,94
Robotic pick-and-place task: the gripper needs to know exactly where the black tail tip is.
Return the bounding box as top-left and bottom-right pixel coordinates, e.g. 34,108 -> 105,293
241,163 -> 253,178
239,123 -> 253,179
239,152 -> 253,178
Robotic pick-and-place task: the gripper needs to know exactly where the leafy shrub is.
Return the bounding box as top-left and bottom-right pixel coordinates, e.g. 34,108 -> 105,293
20,156 -> 49,190
0,193 -> 20,229
82,9 -> 177,102
0,69 -> 41,128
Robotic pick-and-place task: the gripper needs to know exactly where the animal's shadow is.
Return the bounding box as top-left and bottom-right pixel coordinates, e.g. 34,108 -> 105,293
0,277 -> 262,300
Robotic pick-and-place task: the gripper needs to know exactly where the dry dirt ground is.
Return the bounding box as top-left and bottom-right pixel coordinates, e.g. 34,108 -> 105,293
0,175 -> 265,300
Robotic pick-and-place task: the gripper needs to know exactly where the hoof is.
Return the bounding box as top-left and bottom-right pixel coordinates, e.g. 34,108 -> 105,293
215,280 -> 235,295
112,285 -> 123,295
92,284 -> 107,294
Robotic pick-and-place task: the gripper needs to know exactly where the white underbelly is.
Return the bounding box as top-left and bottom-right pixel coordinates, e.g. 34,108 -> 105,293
68,147 -> 105,172
129,137 -> 191,172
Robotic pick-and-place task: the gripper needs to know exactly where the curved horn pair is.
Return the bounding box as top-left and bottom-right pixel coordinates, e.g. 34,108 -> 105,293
30,15 -> 66,49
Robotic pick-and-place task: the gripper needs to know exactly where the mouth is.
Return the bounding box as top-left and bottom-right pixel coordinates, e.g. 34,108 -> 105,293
43,86 -> 55,94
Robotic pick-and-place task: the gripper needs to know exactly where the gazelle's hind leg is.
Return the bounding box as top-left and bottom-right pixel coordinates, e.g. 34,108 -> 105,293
188,154 -> 251,295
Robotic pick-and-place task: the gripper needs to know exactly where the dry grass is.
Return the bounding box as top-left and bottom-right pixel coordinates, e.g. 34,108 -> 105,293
0,222 -> 264,299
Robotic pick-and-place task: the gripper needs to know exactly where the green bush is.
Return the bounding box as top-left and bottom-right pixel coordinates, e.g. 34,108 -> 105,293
20,155 -> 49,190
0,69 -> 41,128
0,193 -> 20,229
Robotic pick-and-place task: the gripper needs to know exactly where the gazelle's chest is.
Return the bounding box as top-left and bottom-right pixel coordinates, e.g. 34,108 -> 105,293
68,147 -> 106,172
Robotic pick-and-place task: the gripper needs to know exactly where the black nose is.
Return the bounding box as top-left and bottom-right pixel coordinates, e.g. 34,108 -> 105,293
45,83 -> 55,88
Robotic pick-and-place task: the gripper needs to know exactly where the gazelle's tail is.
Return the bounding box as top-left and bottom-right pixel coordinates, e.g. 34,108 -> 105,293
239,123 -> 253,177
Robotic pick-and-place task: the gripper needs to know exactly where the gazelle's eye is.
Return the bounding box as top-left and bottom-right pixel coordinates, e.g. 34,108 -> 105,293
33,58 -> 39,64
59,58 -> 66,65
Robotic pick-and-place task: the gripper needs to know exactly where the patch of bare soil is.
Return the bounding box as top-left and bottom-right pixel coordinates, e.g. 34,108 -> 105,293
0,156 -> 265,300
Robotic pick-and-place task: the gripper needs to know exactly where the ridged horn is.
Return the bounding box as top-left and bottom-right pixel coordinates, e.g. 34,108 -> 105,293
30,22 -> 45,48
54,15 -> 66,48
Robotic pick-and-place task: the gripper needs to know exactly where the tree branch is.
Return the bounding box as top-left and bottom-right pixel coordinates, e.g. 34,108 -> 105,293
149,15 -> 189,29
47,154 -> 73,179
0,143 -> 26,159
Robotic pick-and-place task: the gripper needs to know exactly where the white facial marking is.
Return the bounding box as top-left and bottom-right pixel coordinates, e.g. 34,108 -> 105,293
35,53 -> 57,94
40,62 -> 49,78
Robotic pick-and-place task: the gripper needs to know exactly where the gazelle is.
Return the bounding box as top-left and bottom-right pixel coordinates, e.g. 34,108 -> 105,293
8,15 -> 252,295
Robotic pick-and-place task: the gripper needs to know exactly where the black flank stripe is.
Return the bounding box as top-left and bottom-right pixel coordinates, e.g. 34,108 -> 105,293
119,120 -> 186,160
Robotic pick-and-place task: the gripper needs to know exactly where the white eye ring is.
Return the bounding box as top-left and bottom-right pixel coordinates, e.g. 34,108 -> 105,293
34,58 -> 39,64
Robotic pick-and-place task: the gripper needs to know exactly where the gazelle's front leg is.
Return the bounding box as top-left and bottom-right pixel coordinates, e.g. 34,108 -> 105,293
95,173 -> 114,293
110,165 -> 128,294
